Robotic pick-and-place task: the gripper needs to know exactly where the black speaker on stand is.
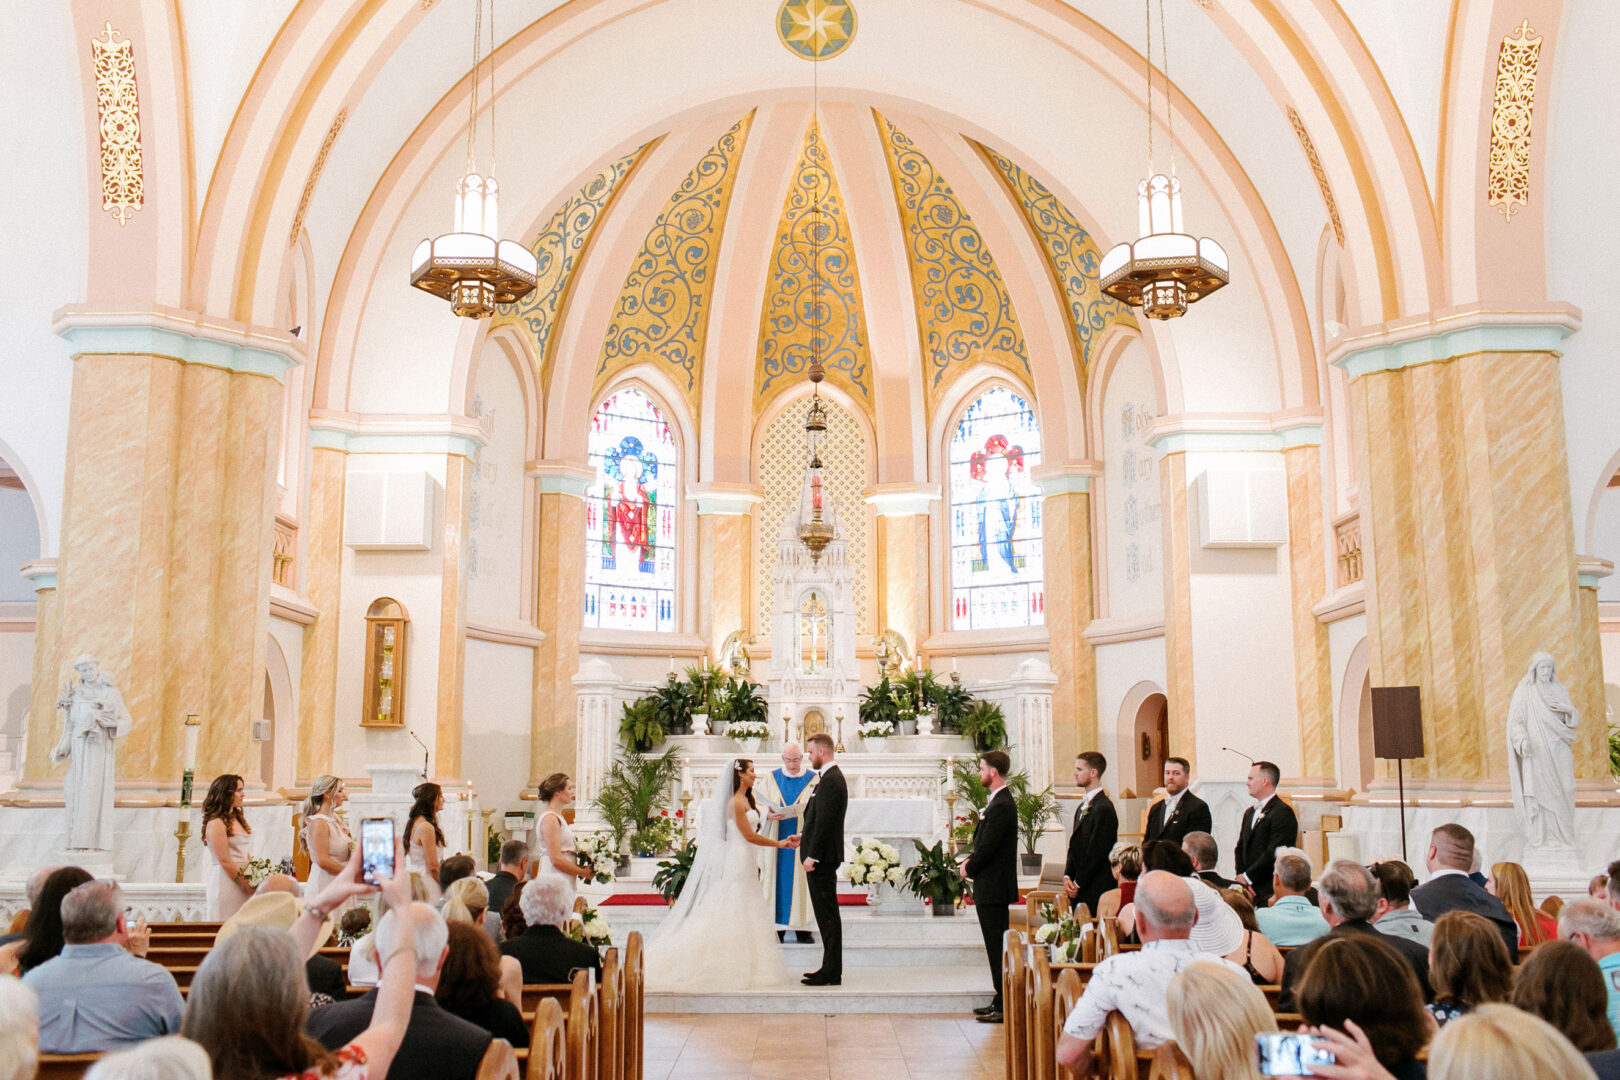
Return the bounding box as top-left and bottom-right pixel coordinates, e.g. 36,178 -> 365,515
1371,686 -> 1425,862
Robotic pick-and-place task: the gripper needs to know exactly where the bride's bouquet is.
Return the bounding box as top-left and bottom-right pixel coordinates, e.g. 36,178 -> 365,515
840,838 -> 903,888
575,832 -> 619,885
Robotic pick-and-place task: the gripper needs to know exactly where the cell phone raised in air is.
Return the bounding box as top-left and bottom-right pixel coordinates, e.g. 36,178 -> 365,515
359,817 -> 396,886
1255,1032 -> 1337,1076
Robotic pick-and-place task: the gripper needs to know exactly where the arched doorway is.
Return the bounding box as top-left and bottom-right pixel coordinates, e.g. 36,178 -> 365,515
1133,694 -> 1169,797
1338,638 -> 1374,792
262,634 -> 296,791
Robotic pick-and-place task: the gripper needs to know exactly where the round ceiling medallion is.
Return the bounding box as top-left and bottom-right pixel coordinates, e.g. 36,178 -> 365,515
777,0 -> 857,61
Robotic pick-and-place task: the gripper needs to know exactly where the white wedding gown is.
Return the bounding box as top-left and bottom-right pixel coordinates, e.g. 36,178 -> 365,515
644,790 -> 790,993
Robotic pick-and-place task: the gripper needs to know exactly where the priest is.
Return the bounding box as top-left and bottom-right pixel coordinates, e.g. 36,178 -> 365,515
761,742 -> 817,943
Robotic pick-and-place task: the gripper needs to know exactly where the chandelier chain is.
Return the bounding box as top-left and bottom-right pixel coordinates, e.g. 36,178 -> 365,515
489,0 -> 497,177
1160,0 -> 1175,178
1144,0 -> 1153,176
466,0 -> 481,176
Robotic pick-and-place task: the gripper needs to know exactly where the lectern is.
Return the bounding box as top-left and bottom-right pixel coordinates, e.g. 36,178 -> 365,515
1371,686 -> 1424,861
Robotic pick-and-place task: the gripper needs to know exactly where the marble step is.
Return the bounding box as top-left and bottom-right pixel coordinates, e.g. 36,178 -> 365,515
600,907 -> 986,944
647,964 -> 994,1014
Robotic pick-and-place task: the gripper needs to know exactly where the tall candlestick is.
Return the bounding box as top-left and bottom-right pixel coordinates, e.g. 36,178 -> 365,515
668,654 -> 674,675
180,714 -> 201,807
951,655 -> 959,674
681,757 -> 692,791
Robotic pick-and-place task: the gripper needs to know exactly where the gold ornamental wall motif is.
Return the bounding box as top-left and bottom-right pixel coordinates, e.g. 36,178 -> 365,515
1287,107 -> 1344,246
92,22 -> 143,227
1488,19 -> 1542,221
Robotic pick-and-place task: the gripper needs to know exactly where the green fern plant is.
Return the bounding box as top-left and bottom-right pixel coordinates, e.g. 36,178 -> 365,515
958,700 -> 1009,751
617,697 -> 665,752
1609,725 -> 1620,778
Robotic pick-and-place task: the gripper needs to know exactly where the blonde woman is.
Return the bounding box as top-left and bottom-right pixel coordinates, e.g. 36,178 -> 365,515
0,976 -> 38,1080
301,776 -> 352,907
441,877 -> 522,1006
1427,1004 -> 1597,1080
1167,960 -> 1277,1080
1095,843 -> 1143,921
1486,862 -> 1556,948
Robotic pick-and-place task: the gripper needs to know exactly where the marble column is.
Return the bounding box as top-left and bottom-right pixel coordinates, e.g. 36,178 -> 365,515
864,485 -> 938,661
528,463 -> 592,793
1158,452 -> 1198,771
690,484 -> 761,656
31,311 -> 296,787
1283,442 -> 1336,782
19,561 -> 59,777
1574,559 -> 1612,786
295,446 -> 346,782
435,454 -> 473,778
1034,467 -> 1098,772
1337,313 -> 1601,787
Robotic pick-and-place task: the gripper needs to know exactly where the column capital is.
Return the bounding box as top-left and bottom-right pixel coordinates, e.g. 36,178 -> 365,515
308,411 -> 486,457
862,482 -> 940,516
53,303 -> 302,381
527,460 -> 596,497
1031,462 -> 1100,496
19,558 -> 57,591
1578,555 -> 1614,590
1327,302 -> 1581,379
687,482 -> 763,515
1147,411 -> 1324,455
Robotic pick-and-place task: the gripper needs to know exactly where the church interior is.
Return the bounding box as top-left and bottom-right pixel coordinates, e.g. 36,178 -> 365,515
4,0 -> 1620,1077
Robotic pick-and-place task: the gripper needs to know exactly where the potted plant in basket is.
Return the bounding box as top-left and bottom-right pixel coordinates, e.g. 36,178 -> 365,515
1014,784 -> 1059,877
618,697 -> 666,752
856,716 -> 893,752
957,700 -> 1008,752
722,677 -> 770,750
859,678 -> 901,736
903,838 -> 970,916
654,840 -> 697,904
592,745 -> 682,865
654,676 -> 696,736
929,678 -> 972,735
631,811 -> 680,857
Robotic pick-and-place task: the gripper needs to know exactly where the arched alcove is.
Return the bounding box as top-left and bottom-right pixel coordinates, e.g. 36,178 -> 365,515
1338,637 -> 1374,792
1115,680 -> 1168,798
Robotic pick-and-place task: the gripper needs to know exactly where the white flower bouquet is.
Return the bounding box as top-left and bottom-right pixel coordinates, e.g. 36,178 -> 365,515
839,838 -> 902,887
576,832 -> 619,885
726,719 -> 772,741
566,902 -> 613,950
241,856 -> 278,889
856,719 -> 893,739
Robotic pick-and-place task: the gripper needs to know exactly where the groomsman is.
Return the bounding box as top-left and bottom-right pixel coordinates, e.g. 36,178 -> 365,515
1062,752 -> 1118,917
961,750 -> 1018,1025
1143,757 -> 1211,847
1234,761 -> 1298,907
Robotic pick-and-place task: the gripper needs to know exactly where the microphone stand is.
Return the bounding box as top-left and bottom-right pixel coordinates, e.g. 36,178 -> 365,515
408,728 -> 430,779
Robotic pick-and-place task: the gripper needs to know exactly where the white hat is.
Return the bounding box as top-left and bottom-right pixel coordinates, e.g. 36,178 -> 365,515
215,892 -> 335,960
1185,876 -> 1245,956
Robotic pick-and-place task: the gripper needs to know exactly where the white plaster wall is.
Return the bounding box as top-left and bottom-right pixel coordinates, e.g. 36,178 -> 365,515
467,358 -> 528,622
180,0 -> 299,203
460,638 -> 534,816
267,613 -> 306,785
0,488 -> 40,601
1100,348 -> 1163,617
1334,0 -> 1448,191
0,3 -> 86,555
1327,612 -> 1367,789
1092,634 -> 1167,798
0,627 -> 33,770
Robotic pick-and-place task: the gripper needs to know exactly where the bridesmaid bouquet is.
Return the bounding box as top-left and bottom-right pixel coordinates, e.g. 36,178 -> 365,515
576,833 -> 619,885
241,856 -> 278,889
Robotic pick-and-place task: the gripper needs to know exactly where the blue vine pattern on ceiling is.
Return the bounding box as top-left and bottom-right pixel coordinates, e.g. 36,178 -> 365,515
757,119 -> 871,404
875,112 -> 1029,397
979,143 -> 1136,376
597,114 -> 755,397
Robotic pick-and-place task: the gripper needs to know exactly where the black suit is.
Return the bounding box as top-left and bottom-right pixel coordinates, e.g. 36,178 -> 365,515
1063,791 -> 1118,916
801,763 -> 848,980
1144,791 -> 1212,847
307,990 -> 491,1080
1235,796 -> 1299,906
498,924 -> 602,985
1277,919 -> 1433,1012
965,786 -> 1018,1008
1410,871 -> 1520,958
306,954 -> 347,1000
484,870 -> 520,924
1197,868 -> 1239,892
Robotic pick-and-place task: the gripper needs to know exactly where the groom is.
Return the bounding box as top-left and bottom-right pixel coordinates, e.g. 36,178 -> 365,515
799,733 -> 847,986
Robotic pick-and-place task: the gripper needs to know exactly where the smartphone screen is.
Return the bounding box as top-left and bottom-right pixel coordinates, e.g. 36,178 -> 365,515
360,817 -> 395,886
1256,1032 -> 1336,1076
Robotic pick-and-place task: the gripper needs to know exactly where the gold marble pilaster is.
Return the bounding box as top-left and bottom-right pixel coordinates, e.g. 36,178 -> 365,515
1350,348 -> 1595,783
1159,453 -> 1197,770
530,474 -> 588,788
697,513 -> 753,653
1573,579 -> 1608,782
1283,444 -> 1335,780
1040,488 -> 1096,771
295,447 -> 346,782
23,572 -> 59,778
871,512 -> 931,657
435,454 -> 473,778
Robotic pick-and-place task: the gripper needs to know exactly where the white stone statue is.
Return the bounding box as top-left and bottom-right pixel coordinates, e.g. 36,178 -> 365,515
51,654 -> 133,851
1507,651 -> 1579,850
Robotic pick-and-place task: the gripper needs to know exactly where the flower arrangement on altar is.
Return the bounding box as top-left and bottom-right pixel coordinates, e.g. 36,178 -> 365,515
576,833 -> 619,885
566,902 -> 613,950
840,838 -> 903,888
726,718 -> 771,742
856,718 -> 892,740
631,811 -> 681,857
1033,904 -> 1089,962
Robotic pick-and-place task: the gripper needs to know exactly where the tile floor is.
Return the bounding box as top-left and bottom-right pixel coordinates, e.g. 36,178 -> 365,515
643,1012 -> 1007,1080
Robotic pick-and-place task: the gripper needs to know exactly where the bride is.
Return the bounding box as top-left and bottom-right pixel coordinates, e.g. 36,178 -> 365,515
645,758 -> 801,991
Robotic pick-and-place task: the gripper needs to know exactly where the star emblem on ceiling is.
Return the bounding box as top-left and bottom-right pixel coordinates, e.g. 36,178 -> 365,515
777,0 -> 857,61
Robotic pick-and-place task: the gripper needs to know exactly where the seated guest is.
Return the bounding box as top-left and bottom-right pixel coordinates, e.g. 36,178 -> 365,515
15,866 -> 92,975
1409,824 -> 1517,957
1219,891 -> 1285,985
1370,860 -> 1433,947
83,1036 -> 212,1080
1095,843 -> 1142,921
441,878 -> 520,1004
1595,874 -> 1612,900
1511,939 -> 1620,1078
0,977 -> 38,1080
307,901 -> 490,1080
185,840 -> 422,1080
1182,832 -> 1238,891
437,855 -> 476,894
1487,861 -> 1555,948
1296,934 -> 1430,1080
1426,911 -> 1512,1026
1560,898 -> 1620,1041
498,885 -> 527,943
435,924 -> 527,1048
1256,851 -> 1329,946
499,875 -> 601,985
1057,871 -> 1248,1073
0,866 -> 59,947
1427,1004 -> 1598,1080
483,842 -> 529,937
217,880 -> 344,1004
1279,860 -> 1432,1011
1167,961 -> 1278,1080
23,881 -> 183,1052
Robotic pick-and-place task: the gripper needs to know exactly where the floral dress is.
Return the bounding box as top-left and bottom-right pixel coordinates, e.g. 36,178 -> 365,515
282,1042 -> 368,1080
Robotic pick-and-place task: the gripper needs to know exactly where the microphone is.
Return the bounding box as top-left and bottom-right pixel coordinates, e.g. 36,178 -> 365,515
1220,745 -> 1255,763
408,728 -> 431,778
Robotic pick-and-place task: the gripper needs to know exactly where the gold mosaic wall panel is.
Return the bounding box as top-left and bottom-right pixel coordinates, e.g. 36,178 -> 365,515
1488,20 -> 1542,220
91,23 -> 143,227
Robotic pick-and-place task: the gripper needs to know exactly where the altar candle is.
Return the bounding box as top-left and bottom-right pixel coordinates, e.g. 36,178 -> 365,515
951,655 -> 959,674
681,757 -> 692,791
180,714 -> 201,808
668,654 -> 674,674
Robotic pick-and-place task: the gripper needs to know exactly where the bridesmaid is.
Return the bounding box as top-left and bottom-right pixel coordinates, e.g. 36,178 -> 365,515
301,774 -> 353,906
202,774 -> 253,920
533,773 -> 592,892
405,782 -> 446,884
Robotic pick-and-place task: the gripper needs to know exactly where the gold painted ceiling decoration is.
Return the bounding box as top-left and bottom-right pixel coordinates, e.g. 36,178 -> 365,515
756,119 -> 872,419
1285,108 -> 1344,245
874,112 -> 1030,412
777,0 -> 857,61
978,143 -> 1136,382
596,113 -> 756,416
1488,19 -> 1542,221
92,23 -> 143,227
493,141 -> 654,389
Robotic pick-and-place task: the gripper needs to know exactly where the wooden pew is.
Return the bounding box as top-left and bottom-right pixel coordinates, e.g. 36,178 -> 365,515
597,948 -> 625,1080
623,931 -> 644,1080
34,1054 -> 103,1080
519,983 -> 574,1018
524,998 -> 566,1080
1002,930 -> 1028,1080
474,1038 -> 519,1080
1094,1011 -> 1141,1080
1027,947 -> 1056,1080
566,967 -> 600,1080
1147,1042 -> 1196,1080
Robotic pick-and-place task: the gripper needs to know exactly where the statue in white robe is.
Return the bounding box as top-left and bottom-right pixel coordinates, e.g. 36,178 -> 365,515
51,654 -> 133,851
1507,651 -> 1578,850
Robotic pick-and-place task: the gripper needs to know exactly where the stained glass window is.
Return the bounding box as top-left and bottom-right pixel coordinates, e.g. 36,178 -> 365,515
948,385 -> 1045,630
584,388 -> 678,633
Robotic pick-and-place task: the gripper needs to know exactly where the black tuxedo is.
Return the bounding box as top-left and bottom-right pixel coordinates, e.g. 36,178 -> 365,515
1235,796 -> 1299,905
965,786 -> 1018,1007
484,869 -> 520,924
1197,868 -> 1239,892
1277,919 -> 1433,1012
308,990 -> 491,1080
306,954 -> 346,1000
801,763 -> 849,980
1063,791 -> 1118,916
1410,871 -> 1520,958
1144,790 -> 1212,847
498,924 -> 602,985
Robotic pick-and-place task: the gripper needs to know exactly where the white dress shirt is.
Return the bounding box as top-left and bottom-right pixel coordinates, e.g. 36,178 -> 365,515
1062,939 -> 1247,1049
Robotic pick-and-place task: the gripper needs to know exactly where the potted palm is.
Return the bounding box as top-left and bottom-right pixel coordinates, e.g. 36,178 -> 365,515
958,700 -> 1008,752
903,839 -> 970,916
930,679 -> 972,735
1014,784 -> 1059,877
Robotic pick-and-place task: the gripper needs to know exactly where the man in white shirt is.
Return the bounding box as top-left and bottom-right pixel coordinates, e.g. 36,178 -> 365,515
1057,871 -> 1247,1073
